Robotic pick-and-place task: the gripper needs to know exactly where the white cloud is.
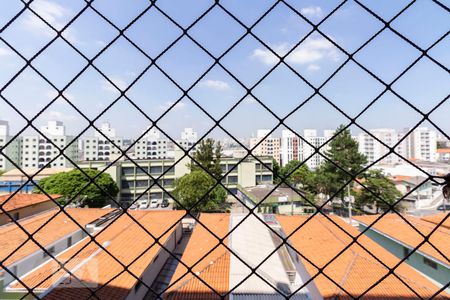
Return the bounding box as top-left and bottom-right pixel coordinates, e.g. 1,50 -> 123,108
45,110 -> 77,122
102,77 -> 128,93
251,37 -> 340,68
307,64 -> 321,72
22,0 -> 76,40
159,101 -> 186,111
198,79 -> 230,91
300,6 -> 324,18
0,47 -> 13,57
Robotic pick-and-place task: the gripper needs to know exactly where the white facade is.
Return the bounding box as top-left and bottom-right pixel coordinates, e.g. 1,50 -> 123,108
134,127 -> 169,160
20,121 -> 78,169
82,123 -> 124,161
280,129 -> 299,166
176,128 -> 198,152
249,129 -> 281,164
409,127 -> 437,162
300,129 -> 333,169
0,121 -> 20,171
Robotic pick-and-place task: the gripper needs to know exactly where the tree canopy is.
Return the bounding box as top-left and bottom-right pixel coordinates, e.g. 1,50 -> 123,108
190,138 -> 223,179
35,169 -> 119,208
172,170 -> 227,212
356,170 -> 402,213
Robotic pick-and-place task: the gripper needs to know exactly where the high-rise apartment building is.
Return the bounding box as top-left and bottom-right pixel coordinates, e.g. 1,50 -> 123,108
81,123 -> 124,161
249,129 -> 281,164
409,127 -> 437,162
176,128 -> 199,152
300,129 -> 334,169
0,121 -> 20,171
280,129 -> 300,166
20,121 -> 78,168
133,127 -> 169,160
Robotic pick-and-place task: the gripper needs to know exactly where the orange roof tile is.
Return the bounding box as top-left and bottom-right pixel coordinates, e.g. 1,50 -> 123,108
437,148 -> 450,154
421,213 -> 450,230
277,215 -> 448,299
355,214 -> 450,266
11,210 -> 184,300
0,194 -> 60,213
165,213 -> 230,300
0,208 -> 111,267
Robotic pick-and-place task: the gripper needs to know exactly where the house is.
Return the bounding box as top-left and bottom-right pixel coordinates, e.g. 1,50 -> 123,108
0,193 -> 60,225
6,210 -> 184,300
355,214 -> 450,293
0,208 -> 113,287
390,175 -> 434,209
277,214 -> 449,299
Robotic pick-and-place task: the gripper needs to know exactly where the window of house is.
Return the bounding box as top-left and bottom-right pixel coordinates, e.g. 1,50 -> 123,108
423,257 -> 438,269
43,246 -> 56,259
403,247 -> 410,259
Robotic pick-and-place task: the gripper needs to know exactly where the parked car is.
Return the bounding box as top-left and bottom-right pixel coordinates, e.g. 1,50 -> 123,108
138,200 -> 149,210
161,199 -> 169,208
437,204 -> 450,211
150,199 -> 159,208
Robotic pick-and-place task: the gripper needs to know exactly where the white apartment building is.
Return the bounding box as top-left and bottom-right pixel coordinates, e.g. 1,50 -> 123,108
280,129 -> 300,166
409,127 -> 437,162
358,127 -> 437,165
82,123 -> 124,161
134,127 -> 169,160
20,121 -> 78,168
358,129 -> 406,165
0,121 -> 20,171
176,128 -> 198,152
300,129 -> 334,169
249,129 -> 281,164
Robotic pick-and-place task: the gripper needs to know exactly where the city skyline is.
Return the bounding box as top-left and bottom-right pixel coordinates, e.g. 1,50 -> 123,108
0,0 -> 449,138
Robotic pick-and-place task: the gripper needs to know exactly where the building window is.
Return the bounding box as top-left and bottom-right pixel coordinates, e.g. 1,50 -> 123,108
67,236 -> 73,247
43,246 -> 56,259
423,257 -> 438,269
403,247 -> 410,259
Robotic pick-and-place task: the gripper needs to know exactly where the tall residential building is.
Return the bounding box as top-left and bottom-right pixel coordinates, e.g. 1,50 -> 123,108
249,129 -> 281,164
408,127 -> 437,162
133,127 -> 169,160
0,121 -> 20,171
280,129 -> 300,166
300,129 -> 333,169
358,129 -> 405,165
20,121 -> 78,168
177,128 -> 198,152
81,123 -> 124,161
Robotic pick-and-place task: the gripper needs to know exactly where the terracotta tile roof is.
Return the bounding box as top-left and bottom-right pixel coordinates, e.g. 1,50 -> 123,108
0,208 -> 111,267
355,214 -> 450,266
11,210 -> 184,300
0,193 -> 60,213
437,148 -> 450,154
165,213 -> 230,300
277,215 -> 449,299
421,213 -> 450,230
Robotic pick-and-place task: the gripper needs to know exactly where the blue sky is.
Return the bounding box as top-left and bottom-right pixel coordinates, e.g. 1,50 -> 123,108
0,0 -> 449,141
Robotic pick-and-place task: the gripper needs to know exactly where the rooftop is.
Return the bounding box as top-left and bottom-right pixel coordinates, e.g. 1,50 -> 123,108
9,210 -> 185,300
0,168 -> 73,182
277,215 -> 448,299
244,185 -> 305,204
421,213 -> 450,230
0,208 -> 111,267
0,193 -> 60,214
355,214 -> 450,267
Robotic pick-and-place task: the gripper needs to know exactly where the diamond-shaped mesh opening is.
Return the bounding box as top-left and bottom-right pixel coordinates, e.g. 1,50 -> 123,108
0,1 -> 449,300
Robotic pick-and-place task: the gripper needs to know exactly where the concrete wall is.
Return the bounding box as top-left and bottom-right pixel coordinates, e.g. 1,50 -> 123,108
0,201 -> 57,226
3,230 -> 87,286
238,162 -> 256,188
125,223 -> 182,300
358,224 -> 450,291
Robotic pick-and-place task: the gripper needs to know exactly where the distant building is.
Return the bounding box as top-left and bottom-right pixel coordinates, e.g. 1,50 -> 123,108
0,193 -> 59,225
436,148 -> 450,162
20,121 -> 78,169
249,129 -> 281,164
358,128 -> 406,165
81,122 -> 124,161
176,127 -> 198,152
78,151 -> 273,205
280,129 -> 300,166
133,127 -> 169,160
356,214 -> 450,293
409,127 -> 437,162
0,120 -> 20,172
300,129 -> 333,169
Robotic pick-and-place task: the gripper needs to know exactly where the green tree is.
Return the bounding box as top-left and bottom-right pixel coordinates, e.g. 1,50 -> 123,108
272,158 -> 281,184
320,125 -> 367,199
35,169 -> 119,208
356,170 -> 402,213
172,170 -> 227,212
190,138 -> 222,179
